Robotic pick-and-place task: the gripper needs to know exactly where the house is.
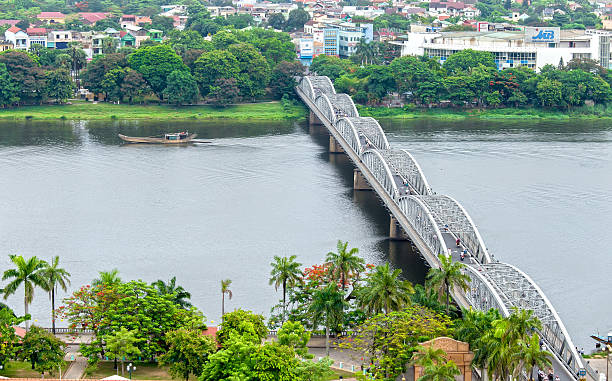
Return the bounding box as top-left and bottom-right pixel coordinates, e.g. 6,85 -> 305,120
36,11 -> 66,24
78,12 -> 110,25
91,33 -> 107,55
0,40 -> 13,51
148,29 -> 163,43
120,15 -> 137,28
47,30 -> 72,49
4,26 -> 28,49
125,25 -> 149,46
120,31 -> 136,47
26,28 -> 47,48
104,28 -> 120,38
542,7 -> 554,20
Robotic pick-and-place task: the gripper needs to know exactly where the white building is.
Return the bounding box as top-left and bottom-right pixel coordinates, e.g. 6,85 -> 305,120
4,26 -> 28,49
396,29 -> 612,70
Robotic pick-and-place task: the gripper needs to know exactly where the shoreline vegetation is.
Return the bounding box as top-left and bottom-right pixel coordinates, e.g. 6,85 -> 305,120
2,101 -> 612,121
0,101 -> 307,121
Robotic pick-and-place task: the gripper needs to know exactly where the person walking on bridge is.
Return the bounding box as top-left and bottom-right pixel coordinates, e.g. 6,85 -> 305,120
456,238 -> 461,247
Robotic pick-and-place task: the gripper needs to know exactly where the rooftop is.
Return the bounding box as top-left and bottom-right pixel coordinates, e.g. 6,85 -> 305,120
37,11 -> 66,18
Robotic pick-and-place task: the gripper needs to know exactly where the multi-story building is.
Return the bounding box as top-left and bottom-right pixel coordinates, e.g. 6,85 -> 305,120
36,12 -> 66,24
0,40 -> 13,51
396,28 -> 612,70
47,30 -> 72,49
26,28 -> 47,48
4,27 -> 28,49
323,27 -> 339,56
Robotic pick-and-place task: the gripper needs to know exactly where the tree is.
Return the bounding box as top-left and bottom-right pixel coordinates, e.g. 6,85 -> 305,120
286,8 -> 310,31
208,78 -> 241,107
454,308 -> 501,379
166,30 -> 211,55
419,361 -> 462,381
411,344 -> 447,368
426,254 -> 471,315
45,68 -> 74,103
92,269 -> 121,287
267,13 -> 286,30
355,39 -> 376,65
41,256 -> 70,335
216,309 -> 268,346
0,62 -> 18,107
0,307 -> 27,369
516,333 -> 551,381
0,50 -> 45,104
307,283 -> 347,356
152,276 -> 192,309
227,43 -> 270,99
357,263 -> 414,315
269,255 -> 302,321
120,69 -> 150,104
105,327 -> 142,375
20,326 -> 65,376
193,50 -> 240,96
326,240 -> 365,290
151,15 -> 175,33
277,320 -> 311,359
269,61 -> 304,99
82,54 -> 128,96
2,255 -> 48,331
158,328 -> 216,381
128,44 -> 188,100
163,70 -> 199,106
536,78 -> 563,108
443,49 -> 496,74
340,305 -> 453,379
221,279 -> 232,319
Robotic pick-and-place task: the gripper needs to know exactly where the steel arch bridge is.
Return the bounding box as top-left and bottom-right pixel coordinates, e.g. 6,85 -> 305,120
294,75 -> 587,380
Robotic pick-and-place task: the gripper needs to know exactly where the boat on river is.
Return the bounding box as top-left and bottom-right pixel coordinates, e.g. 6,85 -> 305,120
118,132 -> 197,144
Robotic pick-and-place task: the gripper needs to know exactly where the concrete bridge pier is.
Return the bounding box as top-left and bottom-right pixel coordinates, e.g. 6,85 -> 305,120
329,135 -> 345,154
309,110 -> 322,126
308,111 -> 328,134
389,215 -> 409,240
353,169 -> 371,190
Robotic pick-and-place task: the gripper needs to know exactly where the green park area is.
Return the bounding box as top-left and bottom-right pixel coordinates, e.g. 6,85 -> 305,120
0,101 -> 307,121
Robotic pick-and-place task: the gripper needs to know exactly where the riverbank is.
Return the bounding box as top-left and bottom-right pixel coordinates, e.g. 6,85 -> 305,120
0,101 -> 307,121
357,105 -> 612,120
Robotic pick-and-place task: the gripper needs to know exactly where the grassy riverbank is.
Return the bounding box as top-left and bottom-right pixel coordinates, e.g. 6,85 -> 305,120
0,101 -> 307,121
357,104 -> 612,120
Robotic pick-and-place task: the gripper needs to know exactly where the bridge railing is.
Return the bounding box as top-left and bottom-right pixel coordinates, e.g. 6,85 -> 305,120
397,196 -> 445,256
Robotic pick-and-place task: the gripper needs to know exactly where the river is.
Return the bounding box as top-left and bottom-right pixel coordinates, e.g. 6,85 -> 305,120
0,118 -> 610,350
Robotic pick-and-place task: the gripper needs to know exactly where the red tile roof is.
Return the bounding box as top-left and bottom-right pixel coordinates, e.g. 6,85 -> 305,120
26,27 -> 47,35
7,26 -> 20,33
0,19 -> 19,26
78,12 -> 109,23
13,326 -> 26,338
37,12 -> 66,18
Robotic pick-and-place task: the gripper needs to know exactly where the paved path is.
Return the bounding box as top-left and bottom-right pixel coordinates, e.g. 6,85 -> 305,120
62,344 -> 86,379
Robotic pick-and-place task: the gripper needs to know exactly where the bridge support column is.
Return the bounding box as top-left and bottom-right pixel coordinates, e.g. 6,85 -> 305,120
309,110 -> 322,126
389,215 -> 409,241
329,136 -> 344,154
353,169 -> 371,191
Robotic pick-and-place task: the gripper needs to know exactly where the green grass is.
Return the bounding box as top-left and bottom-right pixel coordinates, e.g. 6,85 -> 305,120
84,361 -> 172,380
357,104 -> 612,120
0,101 -> 308,121
0,360 -> 66,378
325,368 -> 357,380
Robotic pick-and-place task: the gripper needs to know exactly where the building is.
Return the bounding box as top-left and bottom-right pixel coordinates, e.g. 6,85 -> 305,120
323,27 -> 339,56
120,31 -> 136,47
4,26 -> 28,49
78,12 -> 110,25
148,29 -> 163,43
0,40 -> 13,51
36,11 -> 66,24
47,30 -> 72,49
396,28 -> 612,70
26,28 -> 47,48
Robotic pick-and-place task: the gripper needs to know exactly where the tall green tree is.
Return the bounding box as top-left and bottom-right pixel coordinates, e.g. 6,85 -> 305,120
426,254 -> 471,315
92,269 -> 121,287
128,44 -> 188,100
152,276 -> 192,309
307,283 -> 347,356
515,333 -> 551,381
221,279 -> 232,319
0,63 -> 18,107
269,255 -> 302,321
285,8 -> 310,32
0,50 -> 46,104
216,309 -> 268,346
163,70 -> 199,106
2,255 -> 48,331
357,263 -> 414,315
411,344 -> 447,368
442,49 -> 496,74
418,361 -> 462,381
105,327 -> 142,376
159,328 -> 216,381
20,326 -> 65,376
325,240 -> 365,290
41,256 -> 71,335
193,50 -> 240,96
45,68 -> 74,103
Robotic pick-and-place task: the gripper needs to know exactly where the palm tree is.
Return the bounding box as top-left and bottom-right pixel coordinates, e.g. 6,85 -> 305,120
454,308 -> 501,380
515,333 -> 551,381
2,255 -> 49,331
411,344 -> 448,368
326,240 -> 365,290
357,263 -> 414,315
307,283 -> 347,356
426,254 -> 471,315
482,330 -> 521,381
269,255 -> 302,320
419,361 -> 462,381
92,269 -> 122,287
152,277 -> 192,309
503,308 -> 542,344
221,279 -> 232,319
355,38 -> 375,66
41,256 -> 71,335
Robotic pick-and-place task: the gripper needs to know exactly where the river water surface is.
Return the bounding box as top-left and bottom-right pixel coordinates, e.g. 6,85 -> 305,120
0,118 -> 610,349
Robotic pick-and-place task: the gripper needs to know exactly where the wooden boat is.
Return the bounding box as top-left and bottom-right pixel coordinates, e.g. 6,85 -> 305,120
118,132 -> 197,144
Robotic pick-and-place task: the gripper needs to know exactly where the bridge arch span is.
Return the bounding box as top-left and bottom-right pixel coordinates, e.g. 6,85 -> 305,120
362,149 -> 400,200
298,77 -> 315,101
397,195 -> 446,257
378,149 -> 432,196
315,93 -> 359,124
338,117 -> 389,150
463,265 -> 510,315
335,118 -> 363,154
298,76 -> 336,101
415,195 -> 492,264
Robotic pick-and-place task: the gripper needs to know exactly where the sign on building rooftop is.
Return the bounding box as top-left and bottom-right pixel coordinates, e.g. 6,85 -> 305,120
525,26 -> 560,43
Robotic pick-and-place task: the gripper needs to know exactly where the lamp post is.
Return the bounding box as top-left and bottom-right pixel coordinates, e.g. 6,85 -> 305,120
127,363 -> 136,380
